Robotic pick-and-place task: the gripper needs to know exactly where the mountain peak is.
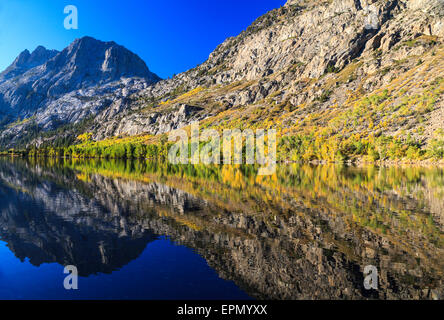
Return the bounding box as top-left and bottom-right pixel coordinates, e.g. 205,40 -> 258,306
0,46 -> 58,80
16,49 -> 31,62
32,45 -> 49,55
0,36 -> 161,135
69,36 -> 113,51
48,36 -> 160,86
73,35 -> 116,45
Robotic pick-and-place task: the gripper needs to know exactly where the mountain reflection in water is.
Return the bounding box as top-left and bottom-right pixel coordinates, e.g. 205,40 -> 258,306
0,158 -> 442,300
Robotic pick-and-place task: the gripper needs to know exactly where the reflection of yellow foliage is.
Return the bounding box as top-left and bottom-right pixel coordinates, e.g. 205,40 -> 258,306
63,157 -> 444,255
174,217 -> 203,231
156,208 -> 202,231
76,173 -> 90,182
222,165 -> 247,189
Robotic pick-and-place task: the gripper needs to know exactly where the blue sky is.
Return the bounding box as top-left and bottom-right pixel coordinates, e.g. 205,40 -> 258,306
0,0 -> 286,79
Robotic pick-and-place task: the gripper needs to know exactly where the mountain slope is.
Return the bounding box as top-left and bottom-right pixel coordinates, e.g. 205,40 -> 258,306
79,0 -> 443,162
2,0 -> 444,162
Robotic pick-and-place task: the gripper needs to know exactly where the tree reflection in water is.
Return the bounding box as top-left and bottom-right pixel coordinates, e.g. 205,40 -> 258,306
0,158 -> 442,300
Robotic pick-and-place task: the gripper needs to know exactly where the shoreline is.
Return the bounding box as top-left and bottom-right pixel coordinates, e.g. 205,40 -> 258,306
1,154 -> 444,167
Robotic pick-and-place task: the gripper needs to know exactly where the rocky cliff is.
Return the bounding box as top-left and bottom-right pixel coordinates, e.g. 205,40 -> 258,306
86,0 -> 443,155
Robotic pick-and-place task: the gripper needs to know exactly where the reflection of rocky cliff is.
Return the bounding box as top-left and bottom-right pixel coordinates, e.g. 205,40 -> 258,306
88,176 -> 443,300
0,159 -> 442,299
0,161 -> 157,277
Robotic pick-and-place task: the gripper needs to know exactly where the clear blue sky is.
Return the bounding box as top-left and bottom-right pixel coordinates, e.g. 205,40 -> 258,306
0,0 -> 286,79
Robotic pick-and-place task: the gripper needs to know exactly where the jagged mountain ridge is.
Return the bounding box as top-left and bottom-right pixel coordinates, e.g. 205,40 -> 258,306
0,46 -> 59,80
0,37 -> 160,147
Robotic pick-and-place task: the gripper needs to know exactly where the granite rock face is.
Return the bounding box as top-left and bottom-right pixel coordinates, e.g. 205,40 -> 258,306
87,0 -> 444,141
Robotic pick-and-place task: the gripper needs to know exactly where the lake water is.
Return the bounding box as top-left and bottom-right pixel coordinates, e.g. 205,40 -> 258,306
0,158 -> 442,300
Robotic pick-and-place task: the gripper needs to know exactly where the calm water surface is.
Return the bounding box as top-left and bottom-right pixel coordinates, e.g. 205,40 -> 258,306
0,158 -> 442,300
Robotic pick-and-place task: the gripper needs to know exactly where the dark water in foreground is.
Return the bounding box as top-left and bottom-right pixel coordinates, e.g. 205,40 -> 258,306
0,158 -> 442,300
